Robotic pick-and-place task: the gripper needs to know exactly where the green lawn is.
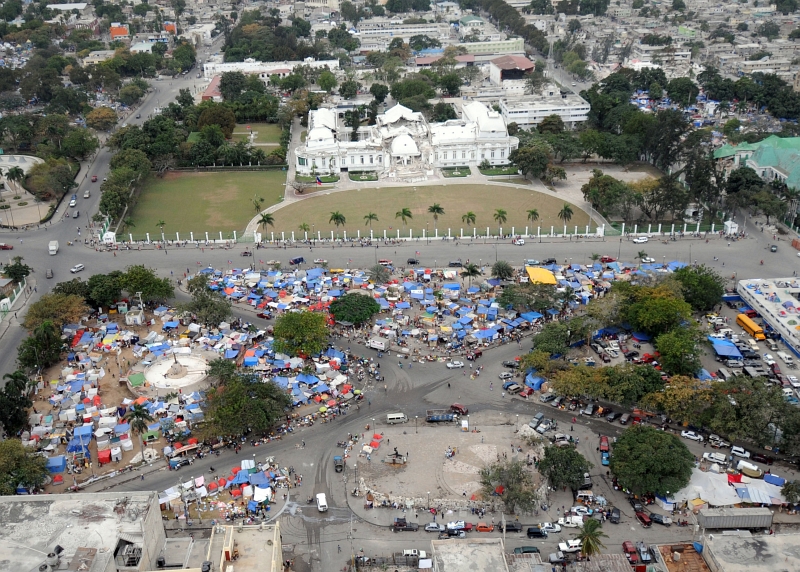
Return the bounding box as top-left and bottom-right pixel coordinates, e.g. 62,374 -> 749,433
271,184 -> 590,236
128,171 -> 286,236
480,167 -> 520,176
231,123 -> 283,145
349,171 -> 378,181
441,167 -> 469,178
296,174 -> 339,183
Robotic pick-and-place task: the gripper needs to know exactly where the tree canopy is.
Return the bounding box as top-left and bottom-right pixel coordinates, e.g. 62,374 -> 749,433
329,293 -> 381,326
272,311 -> 329,357
609,425 -> 694,495
538,445 -> 593,491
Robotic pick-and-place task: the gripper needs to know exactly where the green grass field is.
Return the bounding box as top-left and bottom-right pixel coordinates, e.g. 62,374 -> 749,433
231,123 -> 283,145
129,171 -> 286,235
271,184 -> 590,236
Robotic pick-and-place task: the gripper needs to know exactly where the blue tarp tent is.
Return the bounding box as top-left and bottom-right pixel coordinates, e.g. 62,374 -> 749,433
521,312 -> 543,322
709,339 -> 742,358
74,425 -> 92,438
525,373 -> 545,390
249,472 -> 270,487
632,332 -> 652,341
46,455 -> 66,473
697,369 -> 713,381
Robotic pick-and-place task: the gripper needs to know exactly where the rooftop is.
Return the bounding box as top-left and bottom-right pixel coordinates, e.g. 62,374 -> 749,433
702,531 -> 800,572
431,538 -> 509,572
491,55 -> 535,71
0,492 -> 162,572
656,543 -> 710,572
737,278 -> 800,354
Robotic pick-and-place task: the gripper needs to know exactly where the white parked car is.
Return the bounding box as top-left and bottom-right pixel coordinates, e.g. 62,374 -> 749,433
498,372 -> 514,380
681,430 -> 704,442
313,259 -> 328,265
632,236 -> 649,243
731,446 -> 750,459
446,361 -> 464,369
763,354 -> 777,366
788,376 -> 800,388
540,522 -> 562,534
559,540 -> 583,553
570,506 -> 593,517
512,238 -> 525,246
641,257 -> 655,263
425,522 -> 445,533
70,264 -> 85,274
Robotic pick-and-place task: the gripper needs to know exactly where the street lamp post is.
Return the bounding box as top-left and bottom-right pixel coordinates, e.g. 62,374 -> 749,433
415,415 -> 418,433
427,491 -> 430,508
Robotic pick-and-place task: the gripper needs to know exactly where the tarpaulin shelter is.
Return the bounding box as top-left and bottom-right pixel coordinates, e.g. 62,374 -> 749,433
97,449 -> 111,465
46,455 -> 66,473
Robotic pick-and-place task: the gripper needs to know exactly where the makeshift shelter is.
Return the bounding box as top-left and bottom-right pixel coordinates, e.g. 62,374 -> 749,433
526,267 -> 556,285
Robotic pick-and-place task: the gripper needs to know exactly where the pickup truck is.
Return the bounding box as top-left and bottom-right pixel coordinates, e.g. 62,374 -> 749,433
393,518 -> 419,532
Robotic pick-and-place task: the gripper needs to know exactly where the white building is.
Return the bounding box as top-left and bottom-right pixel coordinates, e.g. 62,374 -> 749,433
499,88 -> 590,130
295,102 -> 519,181
202,58 -> 340,80
630,42 -> 691,65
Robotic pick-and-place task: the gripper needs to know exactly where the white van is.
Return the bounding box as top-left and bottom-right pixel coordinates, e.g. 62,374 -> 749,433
716,368 -> 732,381
777,352 -> 795,367
316,493 -> 328,512
387,413 -> 408,424
747,339 -> 759,352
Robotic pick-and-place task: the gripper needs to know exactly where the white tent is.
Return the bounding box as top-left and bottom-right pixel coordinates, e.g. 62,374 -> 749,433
672,469 -> 741,506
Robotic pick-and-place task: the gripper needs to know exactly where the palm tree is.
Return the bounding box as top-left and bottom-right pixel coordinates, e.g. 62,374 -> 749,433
124,403 -> 155,464
428,203 -> 445,235
3,370 -> 28,393
590,253 -> 600,262
460,263 -> 481,286
526,209 -> 539,224
395,207 -> 412,227
462,211 -> 476,230
493,208 -> 507,235
123,217 -> 136,230
575,518 -> 607,561
558,203 -> 574,226
156,219 -> 165,240
298,222 -> 310,234
258,213 -> 275,237
637,250 -> 649,260
364,212 -> 378,227
491,260 -> 514,281
5,166 -> 24,193
329,211 -> 346,228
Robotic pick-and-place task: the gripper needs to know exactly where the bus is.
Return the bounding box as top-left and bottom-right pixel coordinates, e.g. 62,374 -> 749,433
736,314 -> 765,341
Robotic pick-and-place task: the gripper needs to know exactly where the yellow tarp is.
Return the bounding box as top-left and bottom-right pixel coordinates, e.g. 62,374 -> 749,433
525,267 -> 556,285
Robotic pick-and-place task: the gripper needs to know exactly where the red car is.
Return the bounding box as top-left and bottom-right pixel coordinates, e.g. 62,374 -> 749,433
519,386 -> 534,398
91,175 -> 97,182
0,243 -> 13,250
600,256 -> 616,263
450,403 -> 469,415
599,435 -> 609,452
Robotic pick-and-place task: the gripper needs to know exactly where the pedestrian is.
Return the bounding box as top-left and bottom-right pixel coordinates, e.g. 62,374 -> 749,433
141,474 -> 144,480
338,545 -> 341,553
501,392 -> 505,398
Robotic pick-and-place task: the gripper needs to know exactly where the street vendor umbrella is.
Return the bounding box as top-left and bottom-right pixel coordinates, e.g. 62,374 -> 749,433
326,400 -> 336,407
53,475 -> 64,484
207,482 -> 218,492
354,389 -> 361,395
217,478 -> 227,487
174,442 -> 183,449
372,434 -> 383,440
319,406 -> 328,413
231,466 -> 241,474
494,485 -> 505,495
231,489 -> 242,498
369,440 -> 381,449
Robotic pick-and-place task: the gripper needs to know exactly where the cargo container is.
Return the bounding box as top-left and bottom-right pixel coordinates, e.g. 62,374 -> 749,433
696,508 -> 773,530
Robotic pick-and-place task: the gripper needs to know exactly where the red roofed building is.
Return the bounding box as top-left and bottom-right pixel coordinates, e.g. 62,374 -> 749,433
202,75 -> 222,102
414,54 -> 475,68
489,55 -> 535,85
163,21 -> 177,34
109,23 -> 129,40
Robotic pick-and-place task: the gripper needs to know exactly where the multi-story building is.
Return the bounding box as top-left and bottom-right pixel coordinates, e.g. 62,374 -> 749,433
736,57 -> 791,79
498,88 -> 591,130
630,42 -> 692,64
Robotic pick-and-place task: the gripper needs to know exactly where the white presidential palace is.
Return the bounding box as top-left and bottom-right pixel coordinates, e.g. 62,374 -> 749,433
295,102 -> 519,182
